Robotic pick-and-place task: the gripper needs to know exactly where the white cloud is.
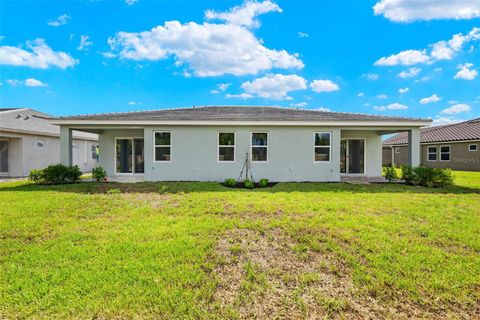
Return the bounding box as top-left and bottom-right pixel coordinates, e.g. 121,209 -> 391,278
7,78 -> 47,87
241,74 -> 307,100
218,83 -> 231,91
398,87 -> 409,94
47,14 -> 70,27
107,1 -> 303,77
397,67 -> 421,78
431,117 -> 464,126
225,93 -> 254,99
357,92 -> 364,97
420,94 -> 441,104
77,35 -> 93,51
374,103 -> 408,111
298,32 -> 309,38
310,79 -> 339,93
440,103 -> 471,114
291,102 -> 307,107
375,27 -> 480,66
376,94 -> 388,99
0,38 -> 78,69
125,0 -> 138,5
375,49 -> 430,66
205,0 -> 281,28
373,0 -> 480,22
315,107 -> 331,112
363,73 -> 379,80
454,63 -> 478,80
128,101 -> 142,105
25,78 -> 47,87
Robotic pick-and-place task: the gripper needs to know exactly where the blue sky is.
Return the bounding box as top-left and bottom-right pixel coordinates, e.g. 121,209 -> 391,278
0,0 -> 479,125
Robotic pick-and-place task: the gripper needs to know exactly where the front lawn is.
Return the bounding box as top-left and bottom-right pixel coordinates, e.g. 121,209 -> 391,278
1,172 -> 479,318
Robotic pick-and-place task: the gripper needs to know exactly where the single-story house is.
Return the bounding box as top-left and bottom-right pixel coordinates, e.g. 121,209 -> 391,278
49,106 -> 430,182
383,118 -> 480,171
0,108 -> 98,177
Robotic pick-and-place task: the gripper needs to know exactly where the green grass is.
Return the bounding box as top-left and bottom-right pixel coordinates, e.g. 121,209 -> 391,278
0,171 -> 479,318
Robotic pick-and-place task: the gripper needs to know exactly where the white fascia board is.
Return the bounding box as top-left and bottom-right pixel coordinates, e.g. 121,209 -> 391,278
49,120 -> 432,127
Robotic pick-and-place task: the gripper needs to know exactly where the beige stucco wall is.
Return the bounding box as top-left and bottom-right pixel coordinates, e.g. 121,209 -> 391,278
0,132 -> 97,177
382,141 -> 480,171
94,126 -> 389,182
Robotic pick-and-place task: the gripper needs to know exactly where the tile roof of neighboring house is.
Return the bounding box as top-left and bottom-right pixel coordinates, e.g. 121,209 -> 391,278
0,108 -> 97,140
384,118 -> 480,145
52,106 -> 429,123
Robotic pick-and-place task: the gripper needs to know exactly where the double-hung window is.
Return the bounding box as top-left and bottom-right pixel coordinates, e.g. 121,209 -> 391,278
427,146 -> 437,161
218,132 -> 235,162
154,131 -> 171,162
251,132 -> 268,162
440,145 -> 450,161
314,132 -> 331,162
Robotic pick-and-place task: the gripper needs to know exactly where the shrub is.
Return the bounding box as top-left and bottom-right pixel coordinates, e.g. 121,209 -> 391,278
400,165 -> 454,187
258,178 -> 269,187
107,188 -> 121,194
400,165 -> 414,184
243,179 -> 254,189
382,166 -> 398,182
411,166 -> 454,187
28,169 -> 42,183
28,164 -> 82,185
92,167 -> 107,182
224,178 -> 237,187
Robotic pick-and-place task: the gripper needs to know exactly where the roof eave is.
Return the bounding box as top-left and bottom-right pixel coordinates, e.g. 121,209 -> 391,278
49,119 -> 432,127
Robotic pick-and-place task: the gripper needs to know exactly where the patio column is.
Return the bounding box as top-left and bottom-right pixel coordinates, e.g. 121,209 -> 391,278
60,126 -> 73,166
407,128 -> 421,167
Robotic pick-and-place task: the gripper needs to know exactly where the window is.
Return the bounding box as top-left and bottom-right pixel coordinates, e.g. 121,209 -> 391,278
395,147 -> 400,154
314,132 -> 331,162
36,138 -> 46,148
427,146 -> 437,161
154,131 -> 171,161
92,144 -> 98,160
469,144 -> 478,152
251,132 -> 268,162
218,132 -> 235,162
440,145 -> 450,161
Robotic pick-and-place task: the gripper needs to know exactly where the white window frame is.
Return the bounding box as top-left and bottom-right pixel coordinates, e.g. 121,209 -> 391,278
313,132 -> 332,163
395,147 -> 400,154
217,132 -> 236,163
439,145 -> 451,162
427,146 -> 437,162
153,131 -> 172,163
469,144 -> 477,152
250,132 -> 268,163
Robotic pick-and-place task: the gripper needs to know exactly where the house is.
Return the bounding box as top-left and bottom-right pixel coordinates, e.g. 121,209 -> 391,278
383,118 -> 480,171
49,106 -> 430,182
0,108 -> 98,177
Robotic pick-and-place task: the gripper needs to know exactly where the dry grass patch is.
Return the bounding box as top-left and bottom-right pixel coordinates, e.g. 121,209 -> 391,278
210,228 -> 442,319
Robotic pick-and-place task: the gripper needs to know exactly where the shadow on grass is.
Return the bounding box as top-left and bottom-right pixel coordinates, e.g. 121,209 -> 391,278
1,180 -> 479,195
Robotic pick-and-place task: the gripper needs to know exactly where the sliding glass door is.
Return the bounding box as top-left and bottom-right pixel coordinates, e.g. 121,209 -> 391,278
0,140 -> 8,174
116,138 -> 144,174
340,139 -> 365,174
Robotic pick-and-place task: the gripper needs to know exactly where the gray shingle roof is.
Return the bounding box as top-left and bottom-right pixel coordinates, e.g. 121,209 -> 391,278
0,108 -> 97,140
53,106 -> 429,122
384,118 -> 480,145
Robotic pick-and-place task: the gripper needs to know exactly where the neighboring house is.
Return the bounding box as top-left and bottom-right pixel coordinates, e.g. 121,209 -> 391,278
49,106 -> 430,182
0,108 -> 98,177
383,118 -> 480,171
